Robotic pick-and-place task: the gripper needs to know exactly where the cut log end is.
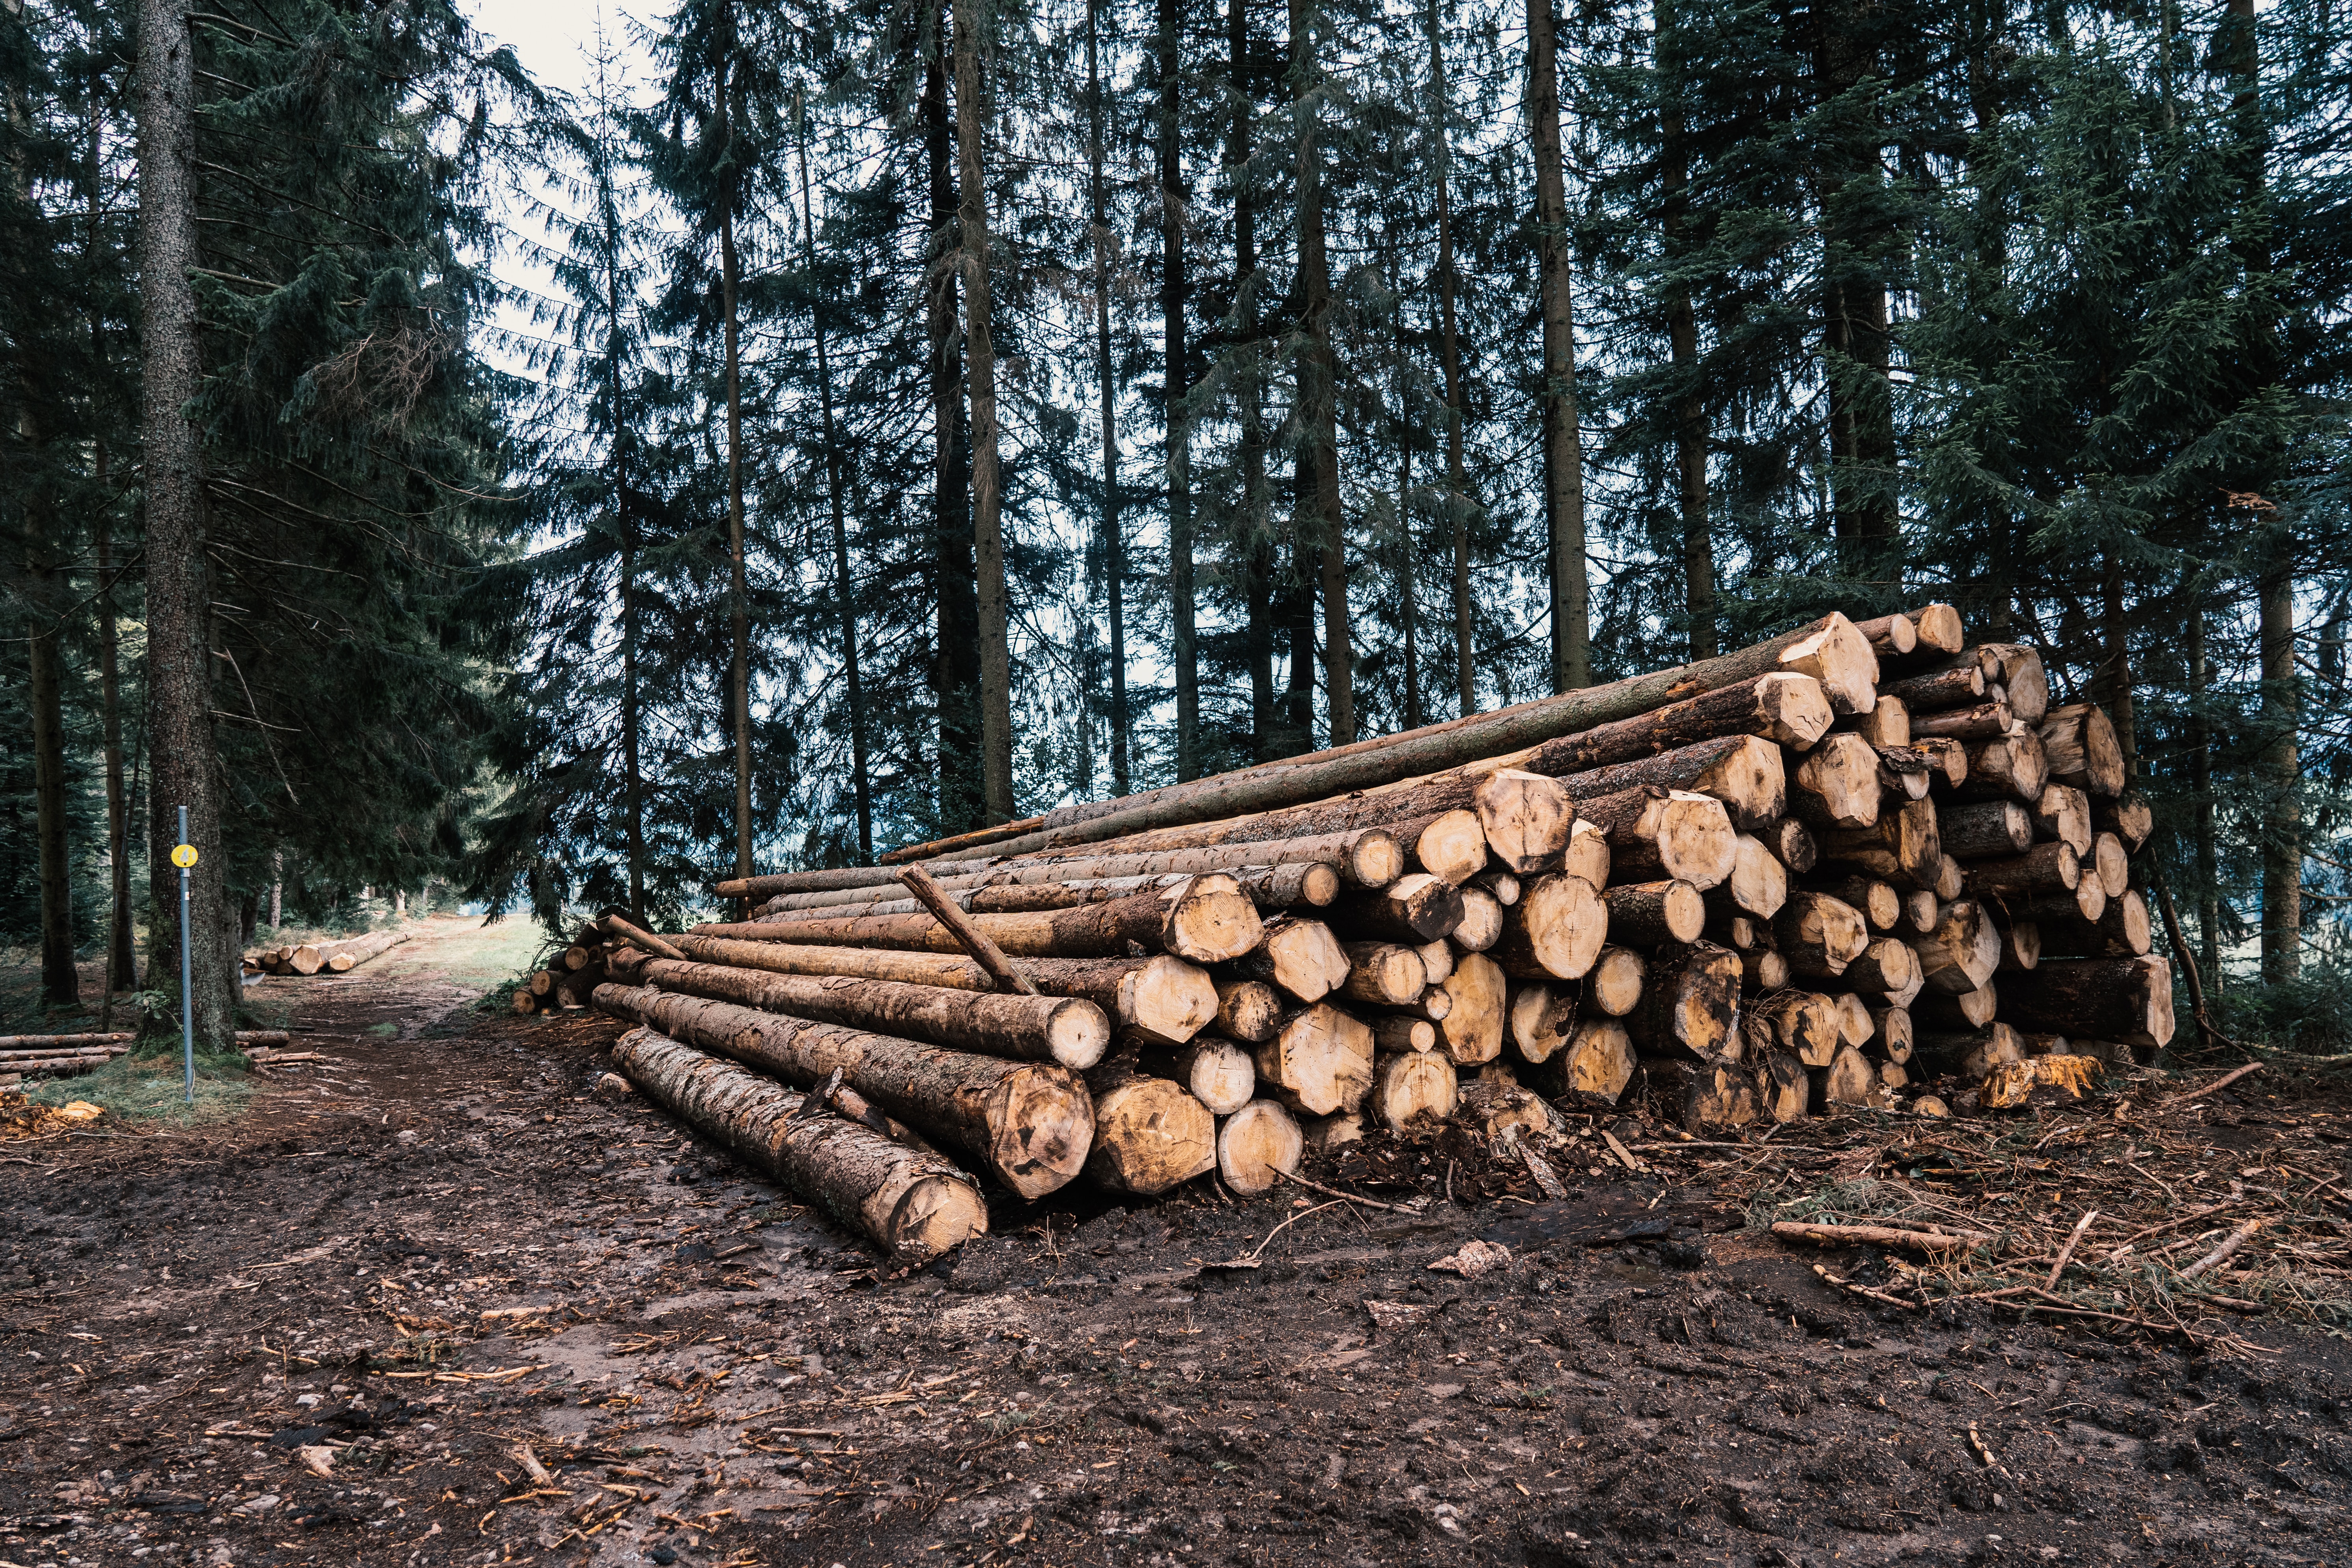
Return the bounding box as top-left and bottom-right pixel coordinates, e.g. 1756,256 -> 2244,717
1218,1101 -> 1305,1196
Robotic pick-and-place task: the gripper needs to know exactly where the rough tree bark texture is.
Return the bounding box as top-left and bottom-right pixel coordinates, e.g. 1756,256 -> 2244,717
1291,0 -> 1353,746
1425,0 -> 1478,718
1085,0 -> 1130,797
954,0 -> 1015,823
925,45 -> 983,835
1161,0 -> 1197,780
137,0 -> 235,1042
1526,0 -> 1590,690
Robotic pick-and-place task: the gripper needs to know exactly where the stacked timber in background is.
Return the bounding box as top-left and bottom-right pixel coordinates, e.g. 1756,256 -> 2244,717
509,925 -> 628,1016
245,927 -> 411,978
585,607 -> 2174,1262
0,1030 -> 295,1084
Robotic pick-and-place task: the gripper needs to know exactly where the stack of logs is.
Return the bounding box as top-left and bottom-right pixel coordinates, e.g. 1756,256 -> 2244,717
244,929 -> 409,977
510,925 -> 626,1015
0,1030 -> 294,1082
588,607 -> 2173,1266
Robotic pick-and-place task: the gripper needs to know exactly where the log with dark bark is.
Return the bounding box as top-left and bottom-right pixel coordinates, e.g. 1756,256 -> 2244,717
1212,979 -> 1285,1043
1218,1100 -> 1304,1195
1605,880 -> 1706,946
1741,949 -> 1790,992
1951,733 -> 2046,803
1909,701 -> 2017,742
2036,704 -> 2124,796
1627,941 -> 1741,1062
1452,887 -> 1504,952
1473,768 -> 1577,872
1551,735 -> 1784,831
1841,937 -> 1921,999
1867,1005 -> 1914,1063
1326,873 -> 1466,945
1811,1046 -> 1878,1109
1416,938 -> 1456,988
1999,956 -> 2174,1048
2036,889 -> 2152,958
1435,951 -> 1507,1064
833,862 -> 1341,918
1229,918 -> 1353,1004
2032,784 -> 2092,856
1457,1067 -> 1553,1142
612,1027 -> 986,1263
1512,672 -> 1834,779
1846,696 -> 1909,746
596,986 -> 1093,1200
1884,664 -> 1985,713
1582,945 -> 1647,1017
1939,800 -> 2033,859
1082,1057 -> 1218,1194
1339,942 -> 1429,1007
1787,734 -> 1884,832
1252,1002 -> 1374,1116
714,875 -> 1262,963
669,936 -> 1219,1047
1523,1019 -> 1637,1103
1469,869 -> 1521,906
1368,1050 -> 1457,1130
1972,643 -> 2049,727
1751,990 -> 1840,1067
1911,737 -> 1968,789
1775,892 -> 1869,979
1906,899 -> 2001,996
1914,1021 -> 2024,1078
1640,1058 -> 1758,1132
1488,872 -> 1610,981
1754,1049 -> 1812,1121
2094,791 -> 2153,852
1963,841 -> 2080,895
1765,819 -> 1818,874
1811,876 -> 1899,932
1917,981 -> 1999,1032
1579,786 -> 1737,888
1853,611 -> 1918,658
1998,919 -> 2042,972
1371,1016 -> 1438,1054
622,957 -> 1111,1069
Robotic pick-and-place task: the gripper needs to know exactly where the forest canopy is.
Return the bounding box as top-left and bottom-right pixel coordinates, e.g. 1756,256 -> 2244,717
2,0 -> 2347,1047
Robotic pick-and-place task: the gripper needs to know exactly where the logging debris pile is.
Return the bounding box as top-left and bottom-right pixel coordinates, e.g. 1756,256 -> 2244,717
587,607 -> 2175,1267
243,927 -> 410,977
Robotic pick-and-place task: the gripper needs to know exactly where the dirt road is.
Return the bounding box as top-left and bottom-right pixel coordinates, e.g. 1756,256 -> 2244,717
2,923 -> 2348,1567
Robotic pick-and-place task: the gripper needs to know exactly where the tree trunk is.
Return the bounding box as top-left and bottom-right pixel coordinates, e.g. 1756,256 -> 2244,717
1291,0 -> 1352,746
1426,0 -> 1476,717
710,875 -> 1263,963
613,1027 -> 986,1264
599,985 -> 1093,1199
1815,0 -> 1896,566
1550,735 -> 1784,830
1658,0 -> 1714,660
800,96 -> 871,863
1435,951 -> 1506,1063
953,0 -> 1016,823
1526,0 -> 1589,690
97,497 -> 136,991
925,46 -> 984,834
1487,871 -> 1608,981
24,425 -> 74,1008
1160,0 -> 1197,781
2189,601 -> 2220,987
1085,0 -> 1131,796
672,935 -> 1218,1045
1998,956 -> 2174,1050
622,953 -> 1110,1067
720,48 -> 753,886
1229,0 -> 1277,763
137,0 -> 234,1043
1254,1001 -> 1374,1116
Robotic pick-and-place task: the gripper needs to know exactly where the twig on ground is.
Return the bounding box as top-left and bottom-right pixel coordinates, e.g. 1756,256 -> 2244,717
1275,1168 -> 1411,1213
2046,1209 -> 2100,1291
2176,1218 -> 2265,1284
2158,1063 -> 2263,1112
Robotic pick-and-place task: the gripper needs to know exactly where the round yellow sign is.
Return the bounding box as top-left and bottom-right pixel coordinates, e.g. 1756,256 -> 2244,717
171,844 -> 199,868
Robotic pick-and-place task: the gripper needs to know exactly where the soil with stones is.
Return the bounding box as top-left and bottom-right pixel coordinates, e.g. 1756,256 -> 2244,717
2,933 -> 2349,1568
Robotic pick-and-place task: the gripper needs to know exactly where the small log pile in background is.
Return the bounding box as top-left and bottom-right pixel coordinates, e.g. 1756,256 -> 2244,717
0,1030 -> 293,1085
581,607 -> 2172,1264
508,923 -> 628,1016
244,928 -> 410,977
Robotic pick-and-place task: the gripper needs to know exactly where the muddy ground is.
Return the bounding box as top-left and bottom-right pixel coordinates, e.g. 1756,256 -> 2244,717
3,923 -> 2349,1568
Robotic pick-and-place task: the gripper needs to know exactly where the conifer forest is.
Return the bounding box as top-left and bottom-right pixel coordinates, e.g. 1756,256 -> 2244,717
5,0 -> 2352,1052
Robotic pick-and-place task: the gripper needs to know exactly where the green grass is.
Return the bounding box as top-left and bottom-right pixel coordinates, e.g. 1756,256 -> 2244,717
24,1047 -> 258,1127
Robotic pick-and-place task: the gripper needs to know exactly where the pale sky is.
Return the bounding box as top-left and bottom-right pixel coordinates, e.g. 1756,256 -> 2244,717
468,0 -> 647,100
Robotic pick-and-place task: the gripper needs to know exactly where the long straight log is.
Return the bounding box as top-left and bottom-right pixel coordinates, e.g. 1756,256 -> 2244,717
1999,956 -> 2174,1049
1626,941 -> 1741,1062
1815,799 -> 1942,888
1951,733 -> 2046,803
706,875 -> 1263,964
611,1027 -> 986,1264
615,956 -> 1110,1069
773,862 -> 1336,921
1548,735 -> 1785,831
596,984 -> 1093,1199
666,936 -> 1219,1050
876,615 -> 1876,866
2036,888 -> 2152,958
321,929 -> 409,972
1939,800 -> 2033,859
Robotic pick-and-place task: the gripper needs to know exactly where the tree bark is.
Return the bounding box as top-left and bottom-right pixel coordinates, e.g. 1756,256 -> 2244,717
625,955 -> 1109,1067
925,43 -> 984,834
2188,602 -> 2221,986
1815,0 -> 1896,567
604,1029 -> 987,1262
1160,0 -> 1197,781
97,503 -> 136,990
719,42 -> 753,886
1426,0 -> 1477,716
1085,0 -> 1131,796
799,95 -> 871,863
1658,0 -> 1713,660
1626,941 -> 1740,1062
673,935 -> 1218,1045
953,0 -> 1016,823
24,420 -> 74,1008
1228,0 -> 1277,762
1550,735 -> 1784,830
600,985 -> 1093,1198
136,0 -> 234,1041
1291,0 -> 1352,745
1526,0 -> 1589,689
1998,956 -> 2174,1050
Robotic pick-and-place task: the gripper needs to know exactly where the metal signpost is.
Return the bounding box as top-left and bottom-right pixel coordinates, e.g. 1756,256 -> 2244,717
172,807 -> 198,1103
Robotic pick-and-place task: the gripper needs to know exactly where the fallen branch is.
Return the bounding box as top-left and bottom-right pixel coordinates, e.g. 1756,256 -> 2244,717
2157,1063 -> 2262,1113
1774,1220 -> 1993,1255
2175,1218 -> 2264,1284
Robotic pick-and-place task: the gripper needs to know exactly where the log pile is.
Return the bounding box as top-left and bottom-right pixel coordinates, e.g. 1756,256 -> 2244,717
509,925 -> 630,1015
245,927 -> 410,977
590,606 -> 2172,1253
0,1030 -> 295,1082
